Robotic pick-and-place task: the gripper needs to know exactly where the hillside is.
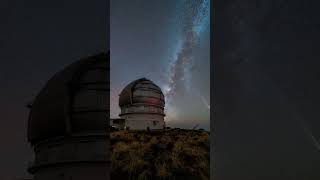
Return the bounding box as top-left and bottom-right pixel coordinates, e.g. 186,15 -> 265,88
110,129 -> 210,180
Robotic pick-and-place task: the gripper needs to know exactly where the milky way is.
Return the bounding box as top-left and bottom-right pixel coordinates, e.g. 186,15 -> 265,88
164,0 -> 210,125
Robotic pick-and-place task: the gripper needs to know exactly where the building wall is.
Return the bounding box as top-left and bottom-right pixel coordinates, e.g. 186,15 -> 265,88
120,113 -> 164,130
30,137 -> 109,180
34,165 -> 108,180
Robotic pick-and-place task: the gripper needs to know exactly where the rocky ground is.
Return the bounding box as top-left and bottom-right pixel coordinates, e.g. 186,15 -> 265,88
110,129 -> 210,180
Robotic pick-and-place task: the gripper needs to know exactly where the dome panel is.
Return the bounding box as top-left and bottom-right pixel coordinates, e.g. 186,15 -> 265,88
81,69 -> 109,83
119,78 -> 165,108
132,97 -> 164,107
132,89 -> 162,99
134,83 -> 161,91
28,52 -> 109,145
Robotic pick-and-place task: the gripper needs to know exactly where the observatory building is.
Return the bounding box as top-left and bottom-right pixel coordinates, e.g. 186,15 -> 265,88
113,78 -> 165,130
27,53 -> 110,180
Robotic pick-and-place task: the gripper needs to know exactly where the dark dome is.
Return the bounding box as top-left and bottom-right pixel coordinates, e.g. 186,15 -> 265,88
119,78 -> 165,107
28,52 -> 109,145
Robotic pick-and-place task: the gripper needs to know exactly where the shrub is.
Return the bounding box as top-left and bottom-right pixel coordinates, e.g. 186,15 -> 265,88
111,130 -> 209,180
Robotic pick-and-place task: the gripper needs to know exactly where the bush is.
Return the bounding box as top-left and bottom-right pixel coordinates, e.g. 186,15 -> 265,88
111,130 -> 209,180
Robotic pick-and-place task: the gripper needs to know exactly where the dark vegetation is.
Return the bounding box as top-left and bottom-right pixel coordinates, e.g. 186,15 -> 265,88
110,129 -> 210,180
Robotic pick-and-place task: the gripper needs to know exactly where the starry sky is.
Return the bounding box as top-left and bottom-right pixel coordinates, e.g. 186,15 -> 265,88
214,1 -> 320,179
0,0 -> 108,178
110,0 -> 210,130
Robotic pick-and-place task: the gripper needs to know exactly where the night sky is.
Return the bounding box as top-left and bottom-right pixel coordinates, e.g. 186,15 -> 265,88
0,0 -> 108,178
110,0 -> 210,130
214,1 -> 320,179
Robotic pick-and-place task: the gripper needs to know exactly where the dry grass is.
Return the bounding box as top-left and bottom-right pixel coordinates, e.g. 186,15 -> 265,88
111,129 -> 210,180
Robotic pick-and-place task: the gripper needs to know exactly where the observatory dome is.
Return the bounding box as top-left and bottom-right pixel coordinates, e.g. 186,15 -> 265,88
118,78 -> 165,130
119,78 -> 165,108
27,52 -> 109,145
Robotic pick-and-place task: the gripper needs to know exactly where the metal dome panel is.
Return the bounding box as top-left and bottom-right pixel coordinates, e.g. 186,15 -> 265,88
27,53 -> 109,145
118,78 -> 165,107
